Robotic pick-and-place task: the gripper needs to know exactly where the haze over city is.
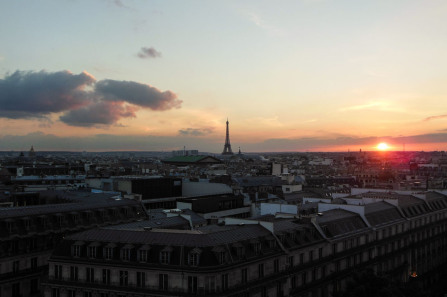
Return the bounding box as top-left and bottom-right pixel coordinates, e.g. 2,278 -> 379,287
1,0 -> 447,152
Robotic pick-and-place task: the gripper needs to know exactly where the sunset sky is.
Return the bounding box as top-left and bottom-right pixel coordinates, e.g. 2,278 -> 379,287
1,0 -> 447,152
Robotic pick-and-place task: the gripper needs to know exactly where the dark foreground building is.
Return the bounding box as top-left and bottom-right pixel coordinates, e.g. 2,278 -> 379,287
43,190 -> 447,297
0,191 -> 146,297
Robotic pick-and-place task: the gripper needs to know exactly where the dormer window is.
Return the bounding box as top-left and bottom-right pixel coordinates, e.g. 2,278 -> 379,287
212,246 -> 227,265
289,232 -> 296,241
188,248 -> 202,266
233,243 -> 245,258
138,245 -> 150,262
104,243 -> 116,260
88,246 -> 97,258
121,244 -> 133,261
160,247 -> 173,264
252,242 -> 262,254
72,241 -> 84,257
87,242 -> 100,258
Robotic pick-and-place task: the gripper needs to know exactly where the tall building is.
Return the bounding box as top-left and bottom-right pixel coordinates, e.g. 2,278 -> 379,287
222,119 -> 234,155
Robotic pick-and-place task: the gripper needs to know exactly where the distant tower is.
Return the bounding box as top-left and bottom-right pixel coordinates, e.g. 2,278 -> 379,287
222,119 -> 234,155
29,145 -> 36,158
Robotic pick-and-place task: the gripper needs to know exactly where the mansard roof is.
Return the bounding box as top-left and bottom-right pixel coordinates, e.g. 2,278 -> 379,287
66,223 -> 272,248
316,209 -> 368,238
365,201 -> 404,227
0,192 -> 140,219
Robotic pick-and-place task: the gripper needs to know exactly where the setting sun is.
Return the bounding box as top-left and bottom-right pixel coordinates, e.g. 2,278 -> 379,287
377,142 -> 390,151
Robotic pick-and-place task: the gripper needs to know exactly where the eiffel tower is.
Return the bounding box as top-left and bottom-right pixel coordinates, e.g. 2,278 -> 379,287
222,118 -> 234,155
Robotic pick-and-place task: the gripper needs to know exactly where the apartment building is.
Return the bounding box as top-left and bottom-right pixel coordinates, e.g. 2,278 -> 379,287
0,191 -> 147,297
43,190 -> 447,296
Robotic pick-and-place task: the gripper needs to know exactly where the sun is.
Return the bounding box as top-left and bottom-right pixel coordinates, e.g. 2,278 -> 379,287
377,142 -> 390,151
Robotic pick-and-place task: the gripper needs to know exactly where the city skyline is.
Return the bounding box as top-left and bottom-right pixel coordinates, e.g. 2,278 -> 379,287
1,1 -> 447,152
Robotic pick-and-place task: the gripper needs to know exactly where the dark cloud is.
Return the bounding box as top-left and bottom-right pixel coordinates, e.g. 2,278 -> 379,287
0,70 -> 94,119
0,70 -> 181,126
423,114 -> 447,121
137,47 -> 162,59
60,101 -> 138,127
178,128 -> 214,136
95,79 -> 181,110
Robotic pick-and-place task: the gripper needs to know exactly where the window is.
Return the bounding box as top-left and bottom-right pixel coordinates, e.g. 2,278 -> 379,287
321,265 -> 327,278
84,293 -> 92,297
159,274 -> 169,290
288,256 -> 294,268
13,283 -> 20,297
102,269 -> 110,284
119,270 -> 128,286
70,266 -> 78,281
291,275 -> 296,289
120,247 -> 130,261
218,251 -> 226,264
88,246 -> 97,258
258,263 -> 264,278
138,249 -> 148,262
236,246 -> 245,258
274,259 -> 279,273
221,274 -> 228,291
29,238 -> 37,250
253,242 -> 261,254
205,276 -> 216,293
241,268 -> 248,284
309,250 -> 314,261
73,245 -> 81,257
188,251 -> 200,266
31,278 -> 39,293
302,272 -> 307,285
68,290 -> 76,297
160,251 -> 171,264
188,276 -> 197,293
319,247 -> 323,259
24,219 -> 30,230
31,257 -> 38,270
104,247 -> 113,260
300,253 -> 304,264
51,288 -> 60,297
275,281 -> 284,297
86,267 -> 94,283
137,272 -> 146,288
54,264 -> 62,280
13,260 -> 19,273
261,287 -> 267,297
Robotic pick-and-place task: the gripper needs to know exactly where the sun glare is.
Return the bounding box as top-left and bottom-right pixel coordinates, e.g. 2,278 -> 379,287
377,142 -> 389,151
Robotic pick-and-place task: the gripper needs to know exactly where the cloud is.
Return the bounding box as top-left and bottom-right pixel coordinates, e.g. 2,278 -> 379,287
339,102 -> 388,112
0,132 -> 218,152
60,101 -> 138,127
423,114 -> 447,122
137,47 -> 162,59
2,131 -> 447,152
0,70 -> 94,119
247,12 -> 284,36
178,128 -> 214,136
95,79 -> 181,110
0,70 -> 181,126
